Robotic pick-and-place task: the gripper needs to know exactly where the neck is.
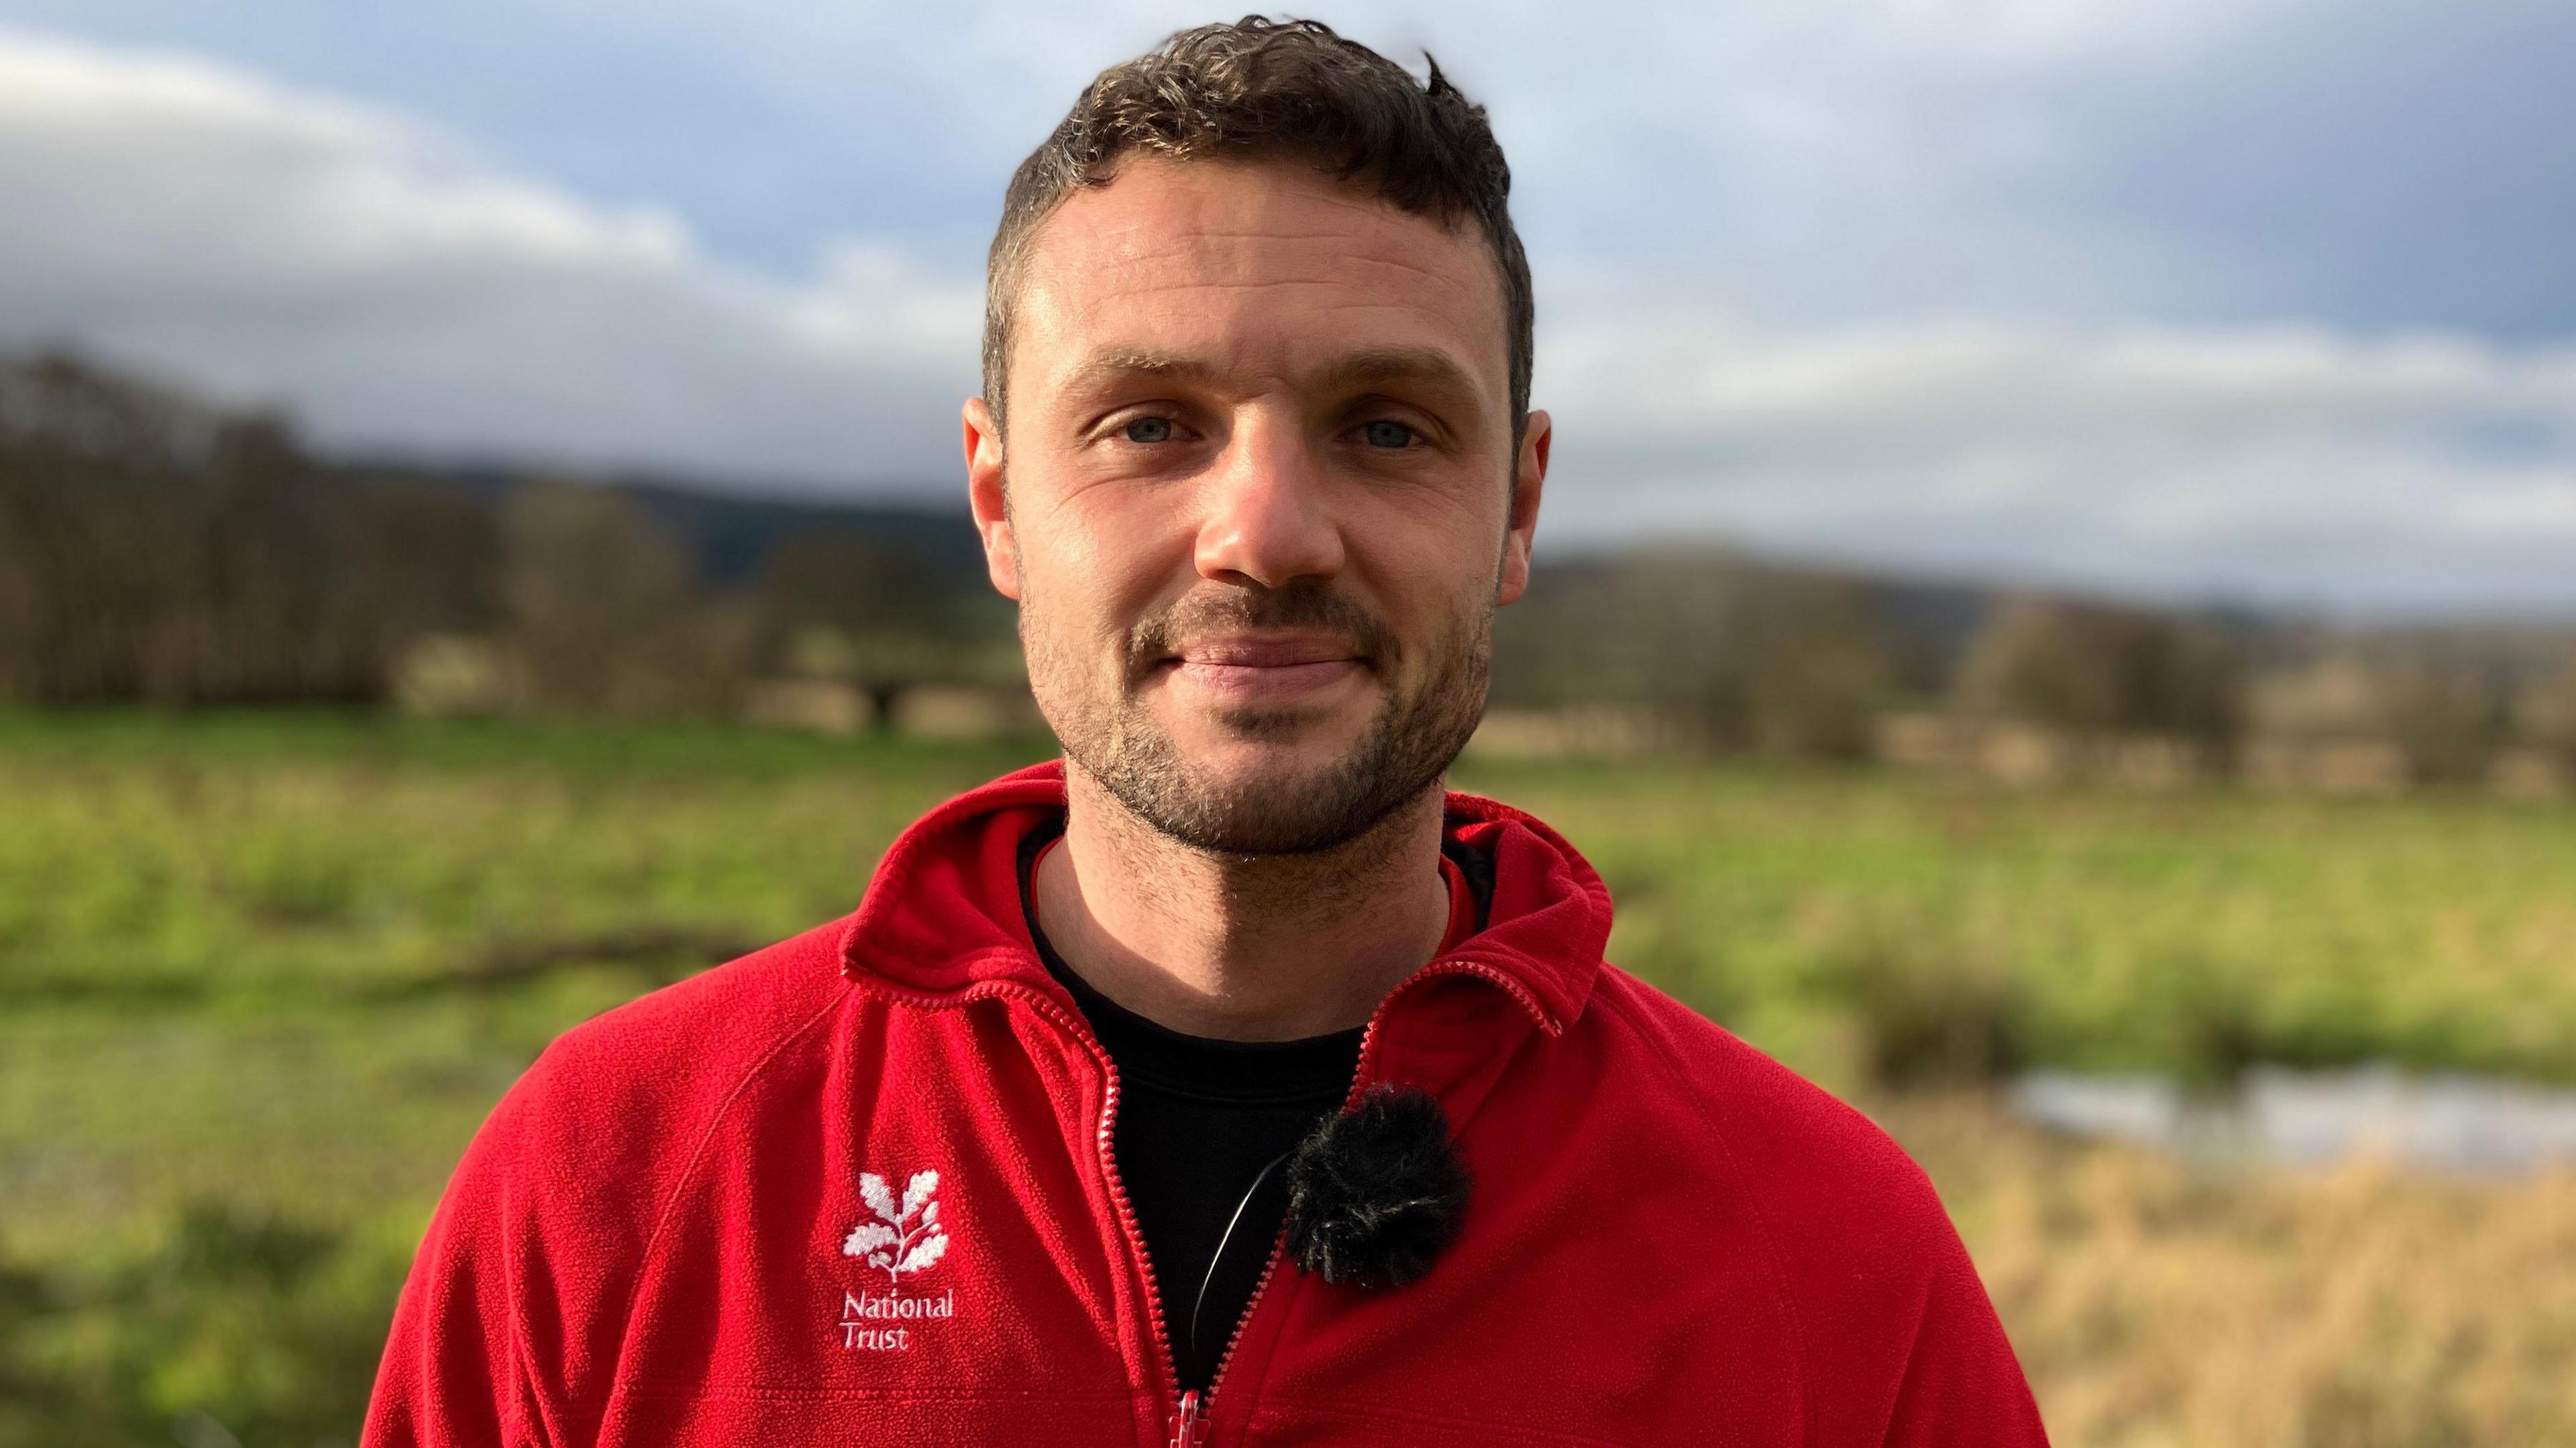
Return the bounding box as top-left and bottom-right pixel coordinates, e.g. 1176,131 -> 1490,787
1033,761 -> 1452,1042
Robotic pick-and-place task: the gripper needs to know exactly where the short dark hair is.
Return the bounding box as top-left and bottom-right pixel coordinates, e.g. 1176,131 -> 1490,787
982,16 -> 1533,442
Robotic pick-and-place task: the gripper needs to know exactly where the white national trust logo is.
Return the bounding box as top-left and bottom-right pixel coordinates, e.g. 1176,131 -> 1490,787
837,1168 -> 955,1352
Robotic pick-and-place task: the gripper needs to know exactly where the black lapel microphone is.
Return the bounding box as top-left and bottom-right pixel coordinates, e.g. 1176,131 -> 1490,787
1187,1083 -> 1472,1363
1281,1083 -> 1472,1290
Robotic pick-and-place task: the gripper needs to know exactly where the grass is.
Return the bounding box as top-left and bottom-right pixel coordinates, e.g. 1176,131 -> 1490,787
1474,758 -> 2576,1092
1893,1097 -> 2576,1447
2,709 -> 2572,1445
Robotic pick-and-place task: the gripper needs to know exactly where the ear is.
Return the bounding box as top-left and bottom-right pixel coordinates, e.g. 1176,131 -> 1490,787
1495,409 -> 1550,607
963,396 -> 1020,601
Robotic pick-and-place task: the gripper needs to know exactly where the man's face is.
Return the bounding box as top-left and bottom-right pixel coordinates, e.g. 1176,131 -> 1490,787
965,157 -> 1548,854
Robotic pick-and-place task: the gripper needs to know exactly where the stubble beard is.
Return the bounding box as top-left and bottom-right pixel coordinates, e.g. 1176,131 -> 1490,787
1026,582 -> 1492,856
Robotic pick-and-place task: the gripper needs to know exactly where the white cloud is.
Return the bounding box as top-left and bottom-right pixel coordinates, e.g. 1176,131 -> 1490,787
1,20 -> 2572,616
0,27 -> 979,490
1538,298 -> 2576,611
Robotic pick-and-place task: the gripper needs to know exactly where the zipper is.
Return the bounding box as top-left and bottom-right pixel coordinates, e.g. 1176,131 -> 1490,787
1091,1060 -> 1191,1448
1173,955 -> 1548,1447
859,957 -> 1548,1448
861,976 -> 1194,1448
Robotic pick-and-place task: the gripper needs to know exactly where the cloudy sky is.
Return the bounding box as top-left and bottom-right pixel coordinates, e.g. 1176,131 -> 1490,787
3,0 -> 2573,615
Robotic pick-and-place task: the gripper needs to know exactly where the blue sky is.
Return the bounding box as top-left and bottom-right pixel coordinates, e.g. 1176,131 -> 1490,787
3,1 -> 2573,615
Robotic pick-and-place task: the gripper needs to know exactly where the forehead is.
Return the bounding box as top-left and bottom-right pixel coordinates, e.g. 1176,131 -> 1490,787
1011,157 -> 1508,405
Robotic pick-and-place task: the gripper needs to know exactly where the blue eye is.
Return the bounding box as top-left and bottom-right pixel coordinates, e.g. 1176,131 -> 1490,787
1360,419 -> 1416,449
1121,417 -> 1173,444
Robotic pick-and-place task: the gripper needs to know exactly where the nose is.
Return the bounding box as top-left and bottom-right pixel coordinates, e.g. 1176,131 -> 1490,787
1192,411 -> 1346,588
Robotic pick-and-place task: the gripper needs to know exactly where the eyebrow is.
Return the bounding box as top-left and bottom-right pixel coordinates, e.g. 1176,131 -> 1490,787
1059,344 -> 1483,402
1060,348 -> 1218,395
1318,346 -> 1480,399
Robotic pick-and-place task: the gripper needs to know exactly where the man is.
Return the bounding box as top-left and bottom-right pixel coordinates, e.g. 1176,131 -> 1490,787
364,18 -> 2049,1447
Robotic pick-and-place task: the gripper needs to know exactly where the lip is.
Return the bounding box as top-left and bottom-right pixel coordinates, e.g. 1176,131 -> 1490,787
1171,633 -> 1362,668
1155,632 -> 1368,702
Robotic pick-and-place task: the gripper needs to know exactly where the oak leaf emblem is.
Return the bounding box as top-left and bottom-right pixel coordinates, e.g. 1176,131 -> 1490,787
843,1169 -> 949,1286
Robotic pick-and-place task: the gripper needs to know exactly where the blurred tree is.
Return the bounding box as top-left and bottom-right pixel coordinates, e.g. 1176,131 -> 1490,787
0,352 -> 1026,722
344,477 -> 502,651
0,352 -> 400,705
1735,576 -> 1899,760
1491,552 -> 1896,760
751,527 -> 1018,726
1954,597 -> 2247,759
2518,649 -> 2576,766
157,413 -> 382,703
2375,656 -> 2512,784
0,351 -> 211,701
500,480 -> 741,717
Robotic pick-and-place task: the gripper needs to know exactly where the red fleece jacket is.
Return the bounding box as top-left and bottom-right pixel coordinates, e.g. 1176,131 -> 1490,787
362,762 -> 2049,1447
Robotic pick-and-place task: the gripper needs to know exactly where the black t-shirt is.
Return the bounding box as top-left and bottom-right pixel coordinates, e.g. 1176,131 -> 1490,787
1015,816 -> 1489,1394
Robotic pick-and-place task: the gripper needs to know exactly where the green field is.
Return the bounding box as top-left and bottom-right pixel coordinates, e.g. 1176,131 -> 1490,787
4,711 -> 2573,1445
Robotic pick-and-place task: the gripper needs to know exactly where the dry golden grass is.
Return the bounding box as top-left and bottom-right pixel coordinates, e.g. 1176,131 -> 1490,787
1886,1099 -> 2576,1447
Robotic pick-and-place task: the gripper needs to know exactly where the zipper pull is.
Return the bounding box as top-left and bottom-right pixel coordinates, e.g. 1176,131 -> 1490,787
1170,1389 -> 1208,1448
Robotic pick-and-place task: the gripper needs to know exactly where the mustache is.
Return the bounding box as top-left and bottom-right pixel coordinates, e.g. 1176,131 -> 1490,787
1125,581 -> 1394,679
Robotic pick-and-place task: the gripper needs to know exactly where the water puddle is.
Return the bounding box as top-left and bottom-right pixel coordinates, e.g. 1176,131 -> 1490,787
2012,1066 -> 2576,1175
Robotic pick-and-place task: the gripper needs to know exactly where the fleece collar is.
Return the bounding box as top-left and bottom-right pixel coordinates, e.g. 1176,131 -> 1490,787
837,760 -> 1611,1035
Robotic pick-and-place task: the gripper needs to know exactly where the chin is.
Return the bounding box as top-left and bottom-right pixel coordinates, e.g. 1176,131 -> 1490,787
1189,745 -> 1360,802
1175,715 -> 1371,785
1064,676 -> 1472,856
